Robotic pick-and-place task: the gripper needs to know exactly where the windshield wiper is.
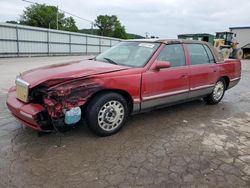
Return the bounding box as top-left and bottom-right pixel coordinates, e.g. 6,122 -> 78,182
88,57 -> 96,60
104,58 -> 118,65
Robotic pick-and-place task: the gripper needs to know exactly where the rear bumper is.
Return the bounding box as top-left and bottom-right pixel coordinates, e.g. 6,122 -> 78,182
6,89 -> 45,131
228,77 -> 241,89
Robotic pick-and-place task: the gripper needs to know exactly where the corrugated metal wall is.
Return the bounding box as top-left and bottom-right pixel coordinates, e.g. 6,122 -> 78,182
0,23 -> 122,57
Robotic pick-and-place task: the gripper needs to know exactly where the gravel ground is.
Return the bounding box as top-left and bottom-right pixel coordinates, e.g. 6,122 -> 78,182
0,57 -> 250,188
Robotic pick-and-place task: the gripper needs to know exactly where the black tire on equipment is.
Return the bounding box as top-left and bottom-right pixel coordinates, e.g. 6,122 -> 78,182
85,92 -> 129,136
232,48 -> 243,59
221,48 -> 230,59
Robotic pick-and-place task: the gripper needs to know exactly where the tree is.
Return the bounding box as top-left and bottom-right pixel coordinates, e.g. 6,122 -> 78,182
95,15 -> 127,39
20,4 -> 78,32
113,25 -> 127,39
63,17 -> 78,32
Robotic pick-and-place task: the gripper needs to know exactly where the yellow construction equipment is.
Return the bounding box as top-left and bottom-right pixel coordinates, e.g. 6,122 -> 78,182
214,32 -> 243,59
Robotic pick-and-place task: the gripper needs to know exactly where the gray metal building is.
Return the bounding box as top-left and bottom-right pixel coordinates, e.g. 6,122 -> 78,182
230,26 -> 250,58
0,23 -> 121,57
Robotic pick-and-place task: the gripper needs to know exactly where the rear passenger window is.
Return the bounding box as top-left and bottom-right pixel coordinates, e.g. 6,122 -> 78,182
157,44 -> 186,67
203,45 -> 215,63
186,44 -> 210,65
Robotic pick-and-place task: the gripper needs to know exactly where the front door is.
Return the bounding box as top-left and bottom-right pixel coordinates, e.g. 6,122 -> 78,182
141,44 -> 189,110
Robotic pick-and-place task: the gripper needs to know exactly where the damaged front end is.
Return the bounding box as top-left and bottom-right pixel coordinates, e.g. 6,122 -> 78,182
30,78 -> 102,131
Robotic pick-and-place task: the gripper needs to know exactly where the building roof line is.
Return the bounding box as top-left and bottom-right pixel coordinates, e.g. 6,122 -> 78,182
242,43 -> 250,49
229,26 -> 250,30
178,33 -> 214,36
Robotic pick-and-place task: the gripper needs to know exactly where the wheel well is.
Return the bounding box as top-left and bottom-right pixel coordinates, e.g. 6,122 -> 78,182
221,76 -> 230,89
85,89 -> 134,114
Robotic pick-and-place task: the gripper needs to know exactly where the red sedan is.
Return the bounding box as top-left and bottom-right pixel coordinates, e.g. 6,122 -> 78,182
7,39 -> 241,136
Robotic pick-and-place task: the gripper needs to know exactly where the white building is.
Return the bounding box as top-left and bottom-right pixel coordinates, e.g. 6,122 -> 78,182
229,26 -> 250,58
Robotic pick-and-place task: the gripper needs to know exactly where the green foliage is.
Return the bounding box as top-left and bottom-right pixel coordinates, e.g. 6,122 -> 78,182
17,6 -> 143,39
95,15 -> 128,39
63,17 -> 78,32
79,29 -> 144,39
113,25 -> 127,39
126,33 -> 145,39
79,29 -> 99,35
20,4 -> 78,32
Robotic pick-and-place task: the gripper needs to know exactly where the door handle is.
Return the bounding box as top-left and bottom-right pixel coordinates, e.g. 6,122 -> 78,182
180,74 -> 188,78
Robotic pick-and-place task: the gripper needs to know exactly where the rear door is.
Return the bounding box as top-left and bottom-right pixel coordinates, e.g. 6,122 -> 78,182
141,44 -> 189,110
186,44 -> 219,98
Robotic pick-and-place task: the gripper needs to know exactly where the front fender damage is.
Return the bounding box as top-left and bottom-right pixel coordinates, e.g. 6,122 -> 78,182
40,78 -> 102,119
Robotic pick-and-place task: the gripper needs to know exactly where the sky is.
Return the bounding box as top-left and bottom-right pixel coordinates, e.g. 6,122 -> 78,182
0,0 -> 250,38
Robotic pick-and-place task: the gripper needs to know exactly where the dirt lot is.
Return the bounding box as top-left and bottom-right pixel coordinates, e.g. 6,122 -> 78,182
0,57 -> 250,188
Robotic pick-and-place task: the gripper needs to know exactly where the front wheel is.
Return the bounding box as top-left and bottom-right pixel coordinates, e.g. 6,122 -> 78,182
85,92 -> 129,136
204,79 -> 226,105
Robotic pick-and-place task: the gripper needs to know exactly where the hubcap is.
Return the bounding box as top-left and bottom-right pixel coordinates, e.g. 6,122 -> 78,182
98,100 -> 124,131
213,81 -> 224,101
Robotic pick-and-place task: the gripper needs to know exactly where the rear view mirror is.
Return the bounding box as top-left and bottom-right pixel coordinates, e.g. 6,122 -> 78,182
154,60 -> 171,70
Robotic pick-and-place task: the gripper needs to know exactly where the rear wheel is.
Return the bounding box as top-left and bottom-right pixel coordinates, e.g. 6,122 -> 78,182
204,79 -> 226,105
85,92 -> 129,136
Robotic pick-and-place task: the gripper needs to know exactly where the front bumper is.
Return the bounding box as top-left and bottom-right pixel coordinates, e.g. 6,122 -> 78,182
6,88 -> 45,131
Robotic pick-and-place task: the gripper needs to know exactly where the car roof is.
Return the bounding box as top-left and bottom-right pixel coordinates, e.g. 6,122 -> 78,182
125,39 -> 209,45
126,38 -> 223,62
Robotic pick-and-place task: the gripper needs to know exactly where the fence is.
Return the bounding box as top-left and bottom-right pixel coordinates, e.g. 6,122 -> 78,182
0,23 -> 122,57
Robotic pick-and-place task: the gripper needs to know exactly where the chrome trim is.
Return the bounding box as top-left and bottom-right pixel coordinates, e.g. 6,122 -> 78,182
141,92 -> 188,110
133,98 -> 140,103
230,77 -> 240,82
190,84 -> 214,91
143,89 -> 189,101
15,77 -> 30,87
189,87 -> 213,98
20,111 -> 33,119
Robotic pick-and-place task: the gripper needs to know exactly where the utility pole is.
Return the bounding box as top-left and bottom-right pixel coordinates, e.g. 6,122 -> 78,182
91,22 -> 94,34
56,5 -> 59,30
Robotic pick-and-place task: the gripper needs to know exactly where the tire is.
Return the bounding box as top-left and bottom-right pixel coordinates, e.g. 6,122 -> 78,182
221,48 -> 230,59
85,92 -> 129,136
204,79 -> 226,105
232,48 -> 243,59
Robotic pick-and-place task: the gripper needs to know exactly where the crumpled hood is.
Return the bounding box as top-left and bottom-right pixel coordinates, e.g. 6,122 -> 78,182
20,60 -> 129,88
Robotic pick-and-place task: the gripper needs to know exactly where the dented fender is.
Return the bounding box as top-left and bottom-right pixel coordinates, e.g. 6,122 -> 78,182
41,78 -> 103,117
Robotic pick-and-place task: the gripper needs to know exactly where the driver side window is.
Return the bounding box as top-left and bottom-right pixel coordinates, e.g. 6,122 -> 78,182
156,44 -> 186,67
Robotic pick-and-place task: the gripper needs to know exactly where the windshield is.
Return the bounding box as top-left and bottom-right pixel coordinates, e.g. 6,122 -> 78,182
216,32 -> 233,40
95,41 -> 160,67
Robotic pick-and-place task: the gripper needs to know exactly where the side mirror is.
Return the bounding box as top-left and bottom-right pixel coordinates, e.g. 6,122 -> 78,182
154,60 -> 171,70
